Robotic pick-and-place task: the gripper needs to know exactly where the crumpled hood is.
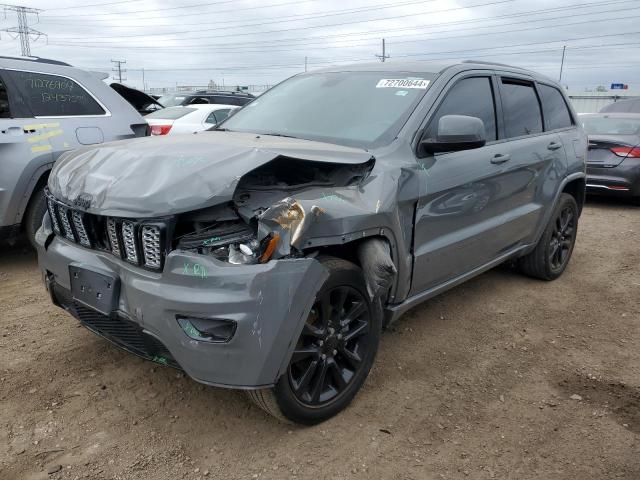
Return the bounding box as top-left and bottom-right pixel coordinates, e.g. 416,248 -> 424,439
48,131 -> 373,217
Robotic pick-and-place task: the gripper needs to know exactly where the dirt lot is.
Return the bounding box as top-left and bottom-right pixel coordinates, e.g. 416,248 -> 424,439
1,198 -> 639,480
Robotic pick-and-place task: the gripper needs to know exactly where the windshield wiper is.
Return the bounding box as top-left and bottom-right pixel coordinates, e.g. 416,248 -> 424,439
254,132 -> 301,139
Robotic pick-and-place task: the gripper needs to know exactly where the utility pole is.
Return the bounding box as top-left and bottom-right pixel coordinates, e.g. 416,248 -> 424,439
558,45 -> 566,84
304,56 -> 308,72
375,38 -> 390,62
111,59 -> 126,83
142,68 -> 146,91
0,4 -> 44,57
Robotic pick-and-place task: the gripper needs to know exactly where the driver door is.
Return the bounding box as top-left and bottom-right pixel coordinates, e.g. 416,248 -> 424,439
410,74 -> 522,294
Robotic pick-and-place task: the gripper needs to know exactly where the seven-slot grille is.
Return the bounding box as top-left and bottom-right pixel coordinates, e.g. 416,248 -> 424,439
45,190 -> 167,271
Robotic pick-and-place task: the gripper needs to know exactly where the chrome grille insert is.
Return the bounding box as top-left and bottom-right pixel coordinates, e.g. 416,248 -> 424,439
58,207 -> 75,241
71,210 -> 91,247
46,198 -> 61,235
121,220 -> 138,263
106,218 -> 121,257
141,225 -> 162,269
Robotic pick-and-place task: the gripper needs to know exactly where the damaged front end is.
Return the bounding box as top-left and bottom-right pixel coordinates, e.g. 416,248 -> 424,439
172,156 -> 374,265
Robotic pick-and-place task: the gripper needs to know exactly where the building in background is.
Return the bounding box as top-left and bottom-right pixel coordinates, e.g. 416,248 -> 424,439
567,90 -> 638,114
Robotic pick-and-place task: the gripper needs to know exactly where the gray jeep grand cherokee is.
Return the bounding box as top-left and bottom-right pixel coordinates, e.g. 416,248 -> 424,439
36,61 -> 587,424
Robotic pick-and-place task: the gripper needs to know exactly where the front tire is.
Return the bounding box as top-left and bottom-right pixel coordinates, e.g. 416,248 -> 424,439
248,256 -> 381,424
518,193 -> 578,280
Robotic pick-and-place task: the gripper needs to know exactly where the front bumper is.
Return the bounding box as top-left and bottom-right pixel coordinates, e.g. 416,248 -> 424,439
586,158 -> 640,197
36,217 -> 328,389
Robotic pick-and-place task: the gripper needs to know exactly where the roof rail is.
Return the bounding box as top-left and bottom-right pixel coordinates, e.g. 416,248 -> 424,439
462,59 -> 519,69
0,55 -> 71,66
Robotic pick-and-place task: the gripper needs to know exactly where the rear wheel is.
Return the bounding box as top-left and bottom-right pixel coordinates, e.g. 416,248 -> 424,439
518,193 -> 578,280
24,185 -> 47,249
247,256 -> 381,424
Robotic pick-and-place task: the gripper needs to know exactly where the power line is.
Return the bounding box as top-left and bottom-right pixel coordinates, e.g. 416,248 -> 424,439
48,0 -> 519,41
41,0 -> 275,18
47,0 -> 449,38
82,39 -> 640,74
45,12 -> 640,55
45,0 -> 145,9
0,4 -> 45,56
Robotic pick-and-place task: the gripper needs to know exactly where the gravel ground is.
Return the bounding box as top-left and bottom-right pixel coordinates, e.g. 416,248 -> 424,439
1,198 -> 638,480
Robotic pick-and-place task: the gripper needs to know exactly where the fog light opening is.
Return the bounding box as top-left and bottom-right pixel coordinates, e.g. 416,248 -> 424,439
176,316 -> 237,343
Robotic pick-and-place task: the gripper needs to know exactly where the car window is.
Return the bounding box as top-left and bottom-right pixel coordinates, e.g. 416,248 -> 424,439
426,76 -> 497,141
158,94 -> 186,107
0,76 -> 10,118
5,70 -> 105,117
145,106 -> 196,120
538,84 -> 573,130
223,71 -> 435,148
188,97 -> 210,105
211,109 -> 230,123
501,79 -> 543,138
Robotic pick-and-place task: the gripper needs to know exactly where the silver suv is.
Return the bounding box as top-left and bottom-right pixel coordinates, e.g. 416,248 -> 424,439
37,61 -> 587,424
0,56 -> 148,245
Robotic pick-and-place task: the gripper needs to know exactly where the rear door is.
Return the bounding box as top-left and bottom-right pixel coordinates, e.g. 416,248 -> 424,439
0,70 -> 49,228
492,75 -> 565,247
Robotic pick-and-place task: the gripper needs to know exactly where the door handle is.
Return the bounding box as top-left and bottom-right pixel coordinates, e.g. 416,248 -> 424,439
547,142 -> 562,151
491,153 -> 511,164
2,126 -> 23,136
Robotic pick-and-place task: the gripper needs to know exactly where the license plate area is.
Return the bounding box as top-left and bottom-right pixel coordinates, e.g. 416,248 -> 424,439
69,263 -> 120,315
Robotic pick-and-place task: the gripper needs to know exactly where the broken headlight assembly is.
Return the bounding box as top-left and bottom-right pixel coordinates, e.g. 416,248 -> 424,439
173,197 -> 322,265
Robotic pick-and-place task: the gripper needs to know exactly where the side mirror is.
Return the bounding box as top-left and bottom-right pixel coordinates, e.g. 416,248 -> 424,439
420,115 -> 486,154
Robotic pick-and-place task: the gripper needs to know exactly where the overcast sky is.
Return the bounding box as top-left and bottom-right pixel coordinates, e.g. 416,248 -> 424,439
3,0 -> 640,91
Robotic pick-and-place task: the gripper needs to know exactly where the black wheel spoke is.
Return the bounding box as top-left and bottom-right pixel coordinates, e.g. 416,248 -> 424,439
328,358 -> 348,390
292,359 -> 319,394
310,359 -> 329,403
319,294 -> 332,330
339,345 -> 362,369
341,300 -> 366,328
344,321 -> 369,343
291,346 -> 319,364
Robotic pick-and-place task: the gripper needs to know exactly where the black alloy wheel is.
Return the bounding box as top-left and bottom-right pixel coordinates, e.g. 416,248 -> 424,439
247,256 -> 381,424
518,193 -> 579,281
549,205 -> 575,273
288,285 -> 372,406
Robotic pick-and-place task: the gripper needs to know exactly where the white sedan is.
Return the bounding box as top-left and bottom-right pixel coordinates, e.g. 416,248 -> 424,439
145,104 -> 239,135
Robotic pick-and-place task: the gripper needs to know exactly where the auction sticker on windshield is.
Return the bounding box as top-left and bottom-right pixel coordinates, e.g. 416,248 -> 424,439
376,79 -> 430,89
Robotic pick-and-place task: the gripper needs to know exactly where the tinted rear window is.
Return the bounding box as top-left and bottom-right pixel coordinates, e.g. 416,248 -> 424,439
0,76 -> 10,118
145,107 -> 196,120
158,94 -> 186,107
501,79 -> 543,138
6,71 -> 105,117
539,84 -> 573,130
581,115 -> 640,135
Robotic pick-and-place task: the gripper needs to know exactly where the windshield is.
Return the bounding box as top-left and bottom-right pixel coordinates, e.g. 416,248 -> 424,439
581,115 -> 640,135
158,94 -> 187,107
145,106 -> 195,120
221,71 -> 435,148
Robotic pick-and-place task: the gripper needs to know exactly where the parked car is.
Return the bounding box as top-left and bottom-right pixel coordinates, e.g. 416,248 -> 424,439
0,55 -> 148,246
581,113 -> 640,202
158,90 -> 254,107
145,104 -> 238,135
37,61 -> 586,424
599,97 -> 640,113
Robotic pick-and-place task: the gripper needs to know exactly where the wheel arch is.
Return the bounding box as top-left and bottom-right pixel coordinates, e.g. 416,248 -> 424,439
16,163 -> 53,227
